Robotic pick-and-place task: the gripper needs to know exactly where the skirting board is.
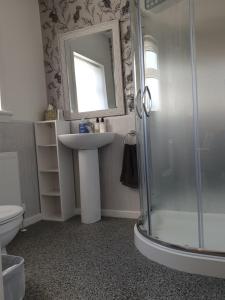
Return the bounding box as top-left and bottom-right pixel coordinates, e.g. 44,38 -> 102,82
23,209 -> 140,227
24,213 -> 42,227
75,208 -> 140,219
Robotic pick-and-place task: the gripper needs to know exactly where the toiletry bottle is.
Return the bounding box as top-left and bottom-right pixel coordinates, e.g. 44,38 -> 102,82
100,117 -> 106,133
94,118 -> 100,133
86,121 -> 94,133
57,109 -> 64,120
79,119 -> 89,133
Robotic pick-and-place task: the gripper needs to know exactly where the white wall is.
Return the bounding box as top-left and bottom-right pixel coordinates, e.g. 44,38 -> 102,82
0,0 -> 47,121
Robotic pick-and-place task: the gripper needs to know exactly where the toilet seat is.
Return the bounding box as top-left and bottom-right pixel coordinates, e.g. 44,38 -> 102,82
0,205 -> 24,225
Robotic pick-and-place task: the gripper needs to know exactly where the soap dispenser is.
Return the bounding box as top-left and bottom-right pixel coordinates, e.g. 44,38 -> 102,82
100,117 -> 106,133
94,117 -> 100,133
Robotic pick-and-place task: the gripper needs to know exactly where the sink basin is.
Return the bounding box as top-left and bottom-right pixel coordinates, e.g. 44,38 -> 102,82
58,132 -> 115,224
58,132 -> 115,150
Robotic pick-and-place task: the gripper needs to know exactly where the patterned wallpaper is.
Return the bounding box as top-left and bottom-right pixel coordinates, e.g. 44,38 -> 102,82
38,0 -> 134,114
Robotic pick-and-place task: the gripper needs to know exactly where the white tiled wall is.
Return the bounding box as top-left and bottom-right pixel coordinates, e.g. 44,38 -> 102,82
0,115 -> 140,221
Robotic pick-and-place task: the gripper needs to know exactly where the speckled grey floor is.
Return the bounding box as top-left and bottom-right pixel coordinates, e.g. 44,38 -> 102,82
7,217 -> 225,300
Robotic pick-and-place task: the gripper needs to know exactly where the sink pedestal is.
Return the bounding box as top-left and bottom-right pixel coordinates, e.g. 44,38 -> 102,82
58,132 -> 115,224
78,149 -> 101,224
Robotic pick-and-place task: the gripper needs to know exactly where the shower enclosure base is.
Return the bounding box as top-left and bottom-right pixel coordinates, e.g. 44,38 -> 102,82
149,210 -> 225,252
134,210 -> 225,278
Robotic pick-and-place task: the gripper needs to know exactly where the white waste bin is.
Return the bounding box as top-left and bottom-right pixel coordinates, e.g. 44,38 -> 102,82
2,255 -> 25,300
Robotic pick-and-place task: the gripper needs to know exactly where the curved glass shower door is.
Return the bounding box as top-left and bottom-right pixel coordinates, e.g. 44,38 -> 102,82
137,0 -> 200,249
133,0 -> 225,254
195,0 -> 225,252
130,0 -> 150,234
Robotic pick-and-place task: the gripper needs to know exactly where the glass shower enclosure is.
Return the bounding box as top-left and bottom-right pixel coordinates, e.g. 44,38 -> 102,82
132,0 -> 225,254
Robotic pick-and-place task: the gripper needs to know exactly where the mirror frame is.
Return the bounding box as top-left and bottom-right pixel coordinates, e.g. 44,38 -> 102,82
59,20 -> 125,120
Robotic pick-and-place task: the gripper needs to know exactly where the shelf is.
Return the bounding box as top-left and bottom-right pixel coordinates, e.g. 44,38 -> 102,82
41,191 -> 60,197
37,144 -> 57,147
36,120 -> 56,124
35,122 -> 56,145
37,147 -> 58,170
39,172 -> 59,193
39,169 -> 59,173
41,195 -> 62,220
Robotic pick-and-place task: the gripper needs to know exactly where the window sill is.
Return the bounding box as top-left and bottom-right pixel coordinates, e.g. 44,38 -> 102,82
0,110 -> 13,122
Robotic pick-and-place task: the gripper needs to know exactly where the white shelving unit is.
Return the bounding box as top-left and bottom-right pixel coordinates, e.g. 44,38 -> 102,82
35,120 -> 76,221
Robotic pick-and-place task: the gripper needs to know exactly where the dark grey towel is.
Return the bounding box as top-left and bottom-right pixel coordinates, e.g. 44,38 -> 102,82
120,144 -> 138,188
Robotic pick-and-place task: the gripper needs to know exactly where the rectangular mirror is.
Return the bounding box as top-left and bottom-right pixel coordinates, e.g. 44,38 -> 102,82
59,20 -> 124,120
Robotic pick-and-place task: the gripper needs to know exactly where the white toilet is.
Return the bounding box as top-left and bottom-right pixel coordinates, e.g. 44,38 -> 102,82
0,152 -> 24,251
0,206 -> 24,250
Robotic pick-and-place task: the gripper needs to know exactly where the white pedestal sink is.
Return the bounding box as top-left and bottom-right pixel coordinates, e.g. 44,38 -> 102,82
58,133 -> 115,224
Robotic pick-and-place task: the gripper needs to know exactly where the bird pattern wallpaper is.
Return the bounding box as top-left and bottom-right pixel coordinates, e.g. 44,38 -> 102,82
38,0 -> 135,113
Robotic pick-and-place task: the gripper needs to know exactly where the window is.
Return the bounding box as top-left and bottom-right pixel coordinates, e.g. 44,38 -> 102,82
73,52 -> 108,113
144,35 -> 160,111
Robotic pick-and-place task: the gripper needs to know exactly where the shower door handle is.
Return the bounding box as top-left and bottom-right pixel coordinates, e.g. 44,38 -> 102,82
135,89 -> 143,119
143,86 -> 152,117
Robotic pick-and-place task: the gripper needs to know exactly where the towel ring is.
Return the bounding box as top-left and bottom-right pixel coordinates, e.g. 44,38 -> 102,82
124,130 -> 136,145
